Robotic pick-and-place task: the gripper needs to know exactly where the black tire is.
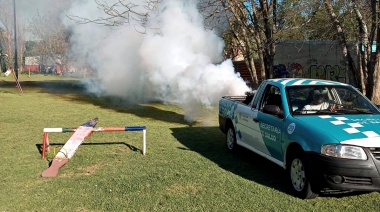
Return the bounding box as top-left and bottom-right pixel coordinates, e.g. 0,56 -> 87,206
226,125 -> 237,152
287,149 -> 318,199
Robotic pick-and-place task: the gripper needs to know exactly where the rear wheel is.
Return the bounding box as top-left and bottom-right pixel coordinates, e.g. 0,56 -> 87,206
288,149 -> 318,199
226,125 -> 237,152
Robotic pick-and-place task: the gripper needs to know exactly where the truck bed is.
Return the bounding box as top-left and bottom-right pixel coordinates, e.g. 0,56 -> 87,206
222,96 -> 247,102
222,93 -> 254,105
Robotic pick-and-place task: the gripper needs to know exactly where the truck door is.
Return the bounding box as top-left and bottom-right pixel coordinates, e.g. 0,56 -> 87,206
235,83 -> 265,149
249,85 -> 284,162
235,104 -> 260,145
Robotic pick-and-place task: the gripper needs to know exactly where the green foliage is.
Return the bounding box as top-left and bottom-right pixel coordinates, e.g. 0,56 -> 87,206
1,75 -> 380,211
274,0 -> 369,42
276,0 -> 309,40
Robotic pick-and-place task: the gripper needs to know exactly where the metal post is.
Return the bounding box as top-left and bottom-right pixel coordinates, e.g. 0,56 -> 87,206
13,0 -> 18,79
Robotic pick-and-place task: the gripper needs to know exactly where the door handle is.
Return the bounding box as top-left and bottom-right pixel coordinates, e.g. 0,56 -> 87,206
253,117 -> 259,122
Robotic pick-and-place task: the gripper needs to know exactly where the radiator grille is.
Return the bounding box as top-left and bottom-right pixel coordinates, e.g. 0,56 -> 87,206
343,176 -> 372,185
369,147 -> 380,160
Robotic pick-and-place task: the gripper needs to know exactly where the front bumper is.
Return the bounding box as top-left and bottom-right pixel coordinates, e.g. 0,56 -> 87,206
219,115 -> 227,133
307,148 -> 380,192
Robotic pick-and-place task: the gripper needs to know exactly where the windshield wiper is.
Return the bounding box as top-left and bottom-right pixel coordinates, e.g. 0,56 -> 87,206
335,108 -> 375,114
315,110 -> 344,115
294,110 -> 344,115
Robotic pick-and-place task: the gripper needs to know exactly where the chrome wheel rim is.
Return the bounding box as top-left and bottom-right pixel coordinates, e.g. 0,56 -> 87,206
290,158 -> 306,191
227,128 -> 235,150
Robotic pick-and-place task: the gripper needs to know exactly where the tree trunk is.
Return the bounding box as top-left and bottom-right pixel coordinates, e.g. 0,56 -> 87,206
369,1 -> 380,104
254,32 -> 267,81
245,52 -> 259,88
249,1 -> 267,81
225,0 -> 260,87
356,43 -> 366,94
353,0 -> 369,94
372,58 -> 380,104
259,0 -> 276,79
324,0 -> 357,86
243,31 -> 259,88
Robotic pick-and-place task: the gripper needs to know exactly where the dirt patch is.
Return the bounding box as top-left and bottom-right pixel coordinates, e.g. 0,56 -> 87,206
61,163 -> 104,177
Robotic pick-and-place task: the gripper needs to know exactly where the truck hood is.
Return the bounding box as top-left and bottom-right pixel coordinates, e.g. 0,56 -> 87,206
294,114 -> 380,147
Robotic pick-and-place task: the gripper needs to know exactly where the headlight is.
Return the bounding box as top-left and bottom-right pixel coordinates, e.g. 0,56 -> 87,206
321,144 -> 367,160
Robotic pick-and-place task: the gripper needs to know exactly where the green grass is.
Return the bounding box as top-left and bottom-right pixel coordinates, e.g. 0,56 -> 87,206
1,73 -> 380,211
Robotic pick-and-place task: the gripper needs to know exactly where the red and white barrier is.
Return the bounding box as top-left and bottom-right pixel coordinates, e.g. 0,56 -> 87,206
41,126 -> 147,159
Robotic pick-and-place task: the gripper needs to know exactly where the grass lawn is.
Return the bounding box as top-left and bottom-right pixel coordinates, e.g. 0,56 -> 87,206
1,73 -> 380,211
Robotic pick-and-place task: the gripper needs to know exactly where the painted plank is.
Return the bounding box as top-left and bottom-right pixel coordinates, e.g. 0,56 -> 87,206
41,117 -> 98,178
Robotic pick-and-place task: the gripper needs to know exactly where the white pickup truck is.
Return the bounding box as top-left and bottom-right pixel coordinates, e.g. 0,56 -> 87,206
219,78 -> 380,199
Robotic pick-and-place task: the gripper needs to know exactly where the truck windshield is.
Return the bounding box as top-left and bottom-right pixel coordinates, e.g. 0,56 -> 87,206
286,85 -> 380,115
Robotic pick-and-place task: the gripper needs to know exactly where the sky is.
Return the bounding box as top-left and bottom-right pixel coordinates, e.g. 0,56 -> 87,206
16,0 -> 71,22
15,0 -> 250,123
16,0 -> 45,21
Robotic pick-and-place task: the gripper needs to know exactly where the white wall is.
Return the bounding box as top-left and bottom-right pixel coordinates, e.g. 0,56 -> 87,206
274,40 -> 357,83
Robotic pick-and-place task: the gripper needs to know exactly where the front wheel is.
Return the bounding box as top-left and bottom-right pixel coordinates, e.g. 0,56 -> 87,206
288,150 -> 318,199
226,126 -> 237,152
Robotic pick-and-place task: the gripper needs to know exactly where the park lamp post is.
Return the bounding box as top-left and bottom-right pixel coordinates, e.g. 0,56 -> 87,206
13,0 -> 18,79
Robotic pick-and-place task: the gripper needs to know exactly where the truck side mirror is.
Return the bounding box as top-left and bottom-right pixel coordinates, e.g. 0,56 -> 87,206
263,105 -> 284,119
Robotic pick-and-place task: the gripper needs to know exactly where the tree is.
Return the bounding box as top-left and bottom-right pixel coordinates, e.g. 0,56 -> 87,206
220,0 -> 380,103
222,0 -> 263,88
201,1 -> 324,88
199,0 -> 279,88
8,0 -> 193,79
324,0 -> 357,87
276,1 -> 331,40
67,0 -> 157,30
321,0 -> 380,104
76,0 -> 277,88
27,10 -> 70,75
368,0 -> 380,103
57,0 -> 380,103
0,0 -> 25,74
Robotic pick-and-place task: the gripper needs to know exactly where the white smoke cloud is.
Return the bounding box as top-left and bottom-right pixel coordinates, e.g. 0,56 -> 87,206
64,0 -> 250,122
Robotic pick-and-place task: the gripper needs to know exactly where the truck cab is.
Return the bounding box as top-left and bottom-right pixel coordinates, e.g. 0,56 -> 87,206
219,78 -> 380,199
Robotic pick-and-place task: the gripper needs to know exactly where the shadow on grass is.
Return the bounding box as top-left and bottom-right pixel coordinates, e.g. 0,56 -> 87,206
171,126 -> 373,199
1,79 -> 86,96
171,126 -> 291,196
9,79 -> 188,125
0,79 -> 19,94
0,90 -> 15,94
36,142 -> 141,163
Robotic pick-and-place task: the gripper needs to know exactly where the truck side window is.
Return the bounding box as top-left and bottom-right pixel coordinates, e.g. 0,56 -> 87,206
251,83 -> 265,109
242,91 -> 255,105
261,85 -> 283,111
